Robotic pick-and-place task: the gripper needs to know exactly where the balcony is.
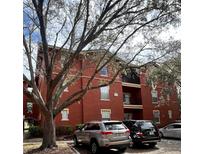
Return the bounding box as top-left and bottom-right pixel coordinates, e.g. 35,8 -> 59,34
122,82 -> 141,88
121,71 -> 141,88
123,104 -> 143,109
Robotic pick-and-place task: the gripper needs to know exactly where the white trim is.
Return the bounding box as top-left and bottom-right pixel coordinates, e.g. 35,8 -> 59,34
101,109 -> 111,120
168,110 -> 172,119
151,90 -> 158,104
100,66 -> 108,76
122,82 -> 141,88
123,92 -> 131,104
123,104 -> 143,109
61,109 -> 69,121
100,99 -> 110,101
153,110 -> 160,124
100,86 -> 110,100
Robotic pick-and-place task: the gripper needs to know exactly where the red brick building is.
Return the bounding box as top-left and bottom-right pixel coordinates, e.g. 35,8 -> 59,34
23,48 -> 180,128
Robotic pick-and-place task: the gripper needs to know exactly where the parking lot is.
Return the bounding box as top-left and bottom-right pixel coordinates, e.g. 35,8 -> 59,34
69,139 -> 181,154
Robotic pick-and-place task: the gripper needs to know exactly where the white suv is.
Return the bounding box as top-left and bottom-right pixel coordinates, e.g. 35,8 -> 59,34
73,120 -> 131,154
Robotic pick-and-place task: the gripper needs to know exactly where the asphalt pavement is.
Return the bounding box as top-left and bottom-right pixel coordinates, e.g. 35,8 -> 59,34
68,139 -> 181,154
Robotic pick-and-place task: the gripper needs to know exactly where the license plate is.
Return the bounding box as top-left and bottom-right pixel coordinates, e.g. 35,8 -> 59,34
115,133 -> 124,137
149,131 -> 154,135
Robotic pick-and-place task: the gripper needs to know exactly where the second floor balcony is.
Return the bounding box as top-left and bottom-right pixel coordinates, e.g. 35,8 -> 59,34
123,92 -> 143,109
123,104 -> 143,109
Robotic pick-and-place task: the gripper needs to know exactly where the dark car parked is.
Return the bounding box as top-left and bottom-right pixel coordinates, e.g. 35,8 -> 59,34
123,120 -> 161,147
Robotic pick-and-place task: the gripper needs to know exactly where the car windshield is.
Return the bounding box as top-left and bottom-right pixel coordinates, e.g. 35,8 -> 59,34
104,122 -> 125,130
137,122 -> 154,130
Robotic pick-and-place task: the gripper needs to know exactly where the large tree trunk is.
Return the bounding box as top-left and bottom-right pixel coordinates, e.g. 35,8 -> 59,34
40,113 -> 57,149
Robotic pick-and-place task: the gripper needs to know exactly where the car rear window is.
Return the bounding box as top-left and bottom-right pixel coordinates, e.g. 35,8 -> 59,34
137,122 -> 155,130
104,122 -> 126,130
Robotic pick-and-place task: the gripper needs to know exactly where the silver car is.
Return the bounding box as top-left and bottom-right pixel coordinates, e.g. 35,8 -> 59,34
159,123 -> 181,139
73,121 -> 131,154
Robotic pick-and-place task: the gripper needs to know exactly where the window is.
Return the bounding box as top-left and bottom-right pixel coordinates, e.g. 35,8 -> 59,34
138,122 -> 155,130
123,93 -> 131,104
167,94 -> 170,101
61,109 -> 69,121
64,87 -> 69,92
153,110 -> 160,124
166,125 -> 174,129
61,54 -> 66,68
85,123 -> 101,130
104,122 -> 125,130
27,102 -> 33,113
101,109 -> 111,120
100,86 -> 110,100
168,110 -> 172,119
151,90 -> 158,103
166,124 -> 181,129
100,67 -> 108,76
173,124 -> 181,129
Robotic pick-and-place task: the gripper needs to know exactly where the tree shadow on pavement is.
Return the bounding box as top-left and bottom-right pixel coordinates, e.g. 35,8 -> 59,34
72,143 -> 159,154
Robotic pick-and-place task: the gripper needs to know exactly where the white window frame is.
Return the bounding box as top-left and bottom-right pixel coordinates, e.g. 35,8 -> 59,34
61,54 -> 66,68
27,102 -> 33,113
100,86 -> 110,101
100,66 -> 108,76
64,87 -> 69,92
168,110 -> 172,119
151,90 -> 158,104
101,109 -> 111,120
61,109 -> 69,121
153,110 -> 160,124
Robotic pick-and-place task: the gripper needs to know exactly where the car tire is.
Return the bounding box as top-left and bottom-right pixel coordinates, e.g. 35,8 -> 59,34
73,136 -> 79,147
119,147 -> 127,153
90,140 -> 99,154
149,142 -> 157,148
159,132 -> 164,138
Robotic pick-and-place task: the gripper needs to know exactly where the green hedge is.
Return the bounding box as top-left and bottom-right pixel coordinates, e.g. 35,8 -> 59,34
28,126 -> 43,138
28,125 -> 73,138
56,125 -> 73,136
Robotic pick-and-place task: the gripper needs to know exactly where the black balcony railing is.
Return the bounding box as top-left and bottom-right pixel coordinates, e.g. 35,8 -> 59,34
121,70 -> 140,84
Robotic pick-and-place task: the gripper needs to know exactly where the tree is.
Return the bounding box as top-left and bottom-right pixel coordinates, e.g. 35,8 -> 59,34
146,40 -> 181,105
146,39 -> 180,85
23,0 -> 180,149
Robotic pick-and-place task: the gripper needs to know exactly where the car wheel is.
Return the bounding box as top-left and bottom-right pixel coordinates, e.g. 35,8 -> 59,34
119,147 -> 127,153
90,141 -> 99,154
73,136 -> 79,147
159,132 -> 164,138
149,142 -> 157,148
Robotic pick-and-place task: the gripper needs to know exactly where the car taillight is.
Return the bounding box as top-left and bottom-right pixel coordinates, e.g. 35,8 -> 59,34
101,131 -> 113,135
136,131 -> 144,137
125,129 -> 130,133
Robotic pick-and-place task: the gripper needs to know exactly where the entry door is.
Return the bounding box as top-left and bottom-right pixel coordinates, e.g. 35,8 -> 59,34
124,113 -> 133,120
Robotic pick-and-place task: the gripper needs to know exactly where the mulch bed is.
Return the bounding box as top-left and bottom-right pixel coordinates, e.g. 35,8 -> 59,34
23,141 -> 74,154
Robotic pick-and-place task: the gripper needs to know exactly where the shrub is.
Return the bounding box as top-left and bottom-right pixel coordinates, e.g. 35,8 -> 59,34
28,126 -> 43,138
56,125 -> 73,136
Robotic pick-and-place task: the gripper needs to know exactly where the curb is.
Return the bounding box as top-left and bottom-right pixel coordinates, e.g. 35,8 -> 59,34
67,143 -> 80,154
